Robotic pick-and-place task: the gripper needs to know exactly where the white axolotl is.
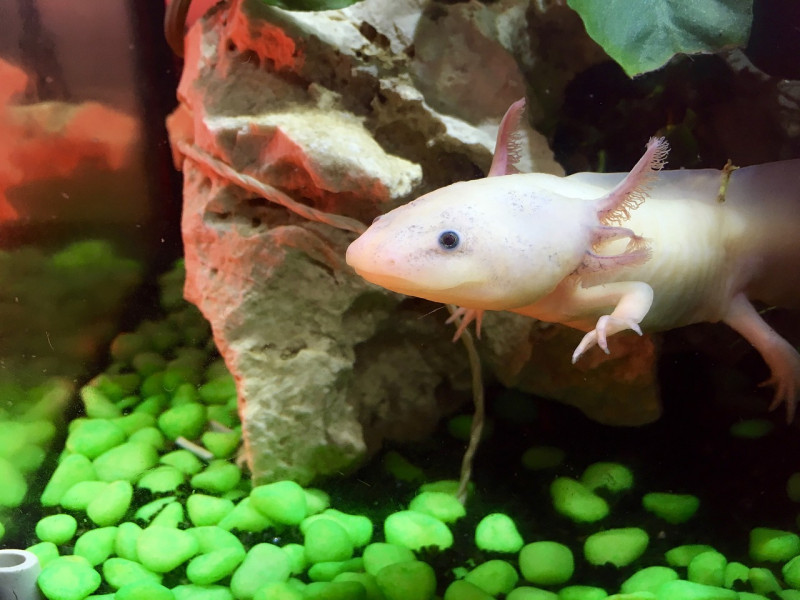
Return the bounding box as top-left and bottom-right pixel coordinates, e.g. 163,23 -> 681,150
346,98 -> 800,419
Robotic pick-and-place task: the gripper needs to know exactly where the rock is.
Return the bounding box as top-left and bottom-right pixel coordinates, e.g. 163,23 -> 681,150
169,0 -> 659,485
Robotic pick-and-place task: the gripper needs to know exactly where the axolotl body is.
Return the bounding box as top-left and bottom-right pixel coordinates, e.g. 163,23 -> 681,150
346,99 -> 800,418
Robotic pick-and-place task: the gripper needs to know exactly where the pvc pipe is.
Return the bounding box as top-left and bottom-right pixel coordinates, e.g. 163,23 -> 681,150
0,549 -> 41,600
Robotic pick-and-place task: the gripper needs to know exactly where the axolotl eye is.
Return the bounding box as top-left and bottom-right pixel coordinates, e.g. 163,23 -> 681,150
438,230 -> 460,250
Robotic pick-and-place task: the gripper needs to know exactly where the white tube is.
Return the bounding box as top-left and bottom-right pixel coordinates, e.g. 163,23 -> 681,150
0,549 -> 41,600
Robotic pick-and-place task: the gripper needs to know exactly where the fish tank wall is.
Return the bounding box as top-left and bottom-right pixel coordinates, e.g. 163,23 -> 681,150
0,1 -> 799,600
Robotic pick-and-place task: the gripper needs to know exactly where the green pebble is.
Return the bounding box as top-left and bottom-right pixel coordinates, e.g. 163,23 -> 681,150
135,496 -> 177,522
749,566 -> 782,596
384,510 -> 453,551
115,581 -> 175,600
787,473 -> 800,502
74,526 -> 118,566
363,543 -> 416,576
250,480 -> 308,525
584,528 -> 649,567
750,527 -> 800,562
80,386 -> 122,418
115,522 -> 143,562
103,557 -> 162,589
444,580 -> 493,600
27,541 -> 59,568
475,512 -> 524,553
41,454 -> 96,506
519,541 -> 574,586
218,497 -> 273,532
15,443 -> 47,473
521,445 -> 566,470
383,451 -> 425,482
149,501 -> 185,528
784,555 -> 800,588
172,584 -> 233,600
375,560 -> 436,600
724,561 -> 749,588
65,419 -> 126,459
207,404 -> 238,428
282,543 -> 308,575
87,480 -> 133,526
446,415 -> 484,441
171,382 -> 200,405
160,449 -> 204,474
551,477 -> 609,523
36,514 -> 78,544
230,543 -> 291,599
131,352 -> 167,377
137,526 -> 199,572
199,375 -> 237,404
191,460 -> 241,493
558,585 -> 608,599
129,427 -> 166,450
138,465 -> 186,493
113,413 -> 157,436
187,547 -> 247,585
304,581 -> 366,600
0,457 -> 27,507
187,494 -> 235,526
465,559 -> 519,595
158,402 -> 207,440
0,422 -> 28,458
642,493 -> 699,524
581,462 -> 634,493
620,566 -> 679,594
134,394 -> 168,416
656,580 -> 737,599
305,488 -> 331,515
60,480 -> 109,510
38,556 -> 101,600
188,525 -> 246,555
302,510 -> 373,547
110,332 -> 150,362
408,491 -> 466,523
93,442 -> 158,482
507,587 -> 559,600
688,551 -> 726,587
202,430 -> 241,458
304,518 -> 354,563
24,419 -> 57,445
729,419 -> 774,439
334,573 -> 382,600
252,582 -> 304,600
308,558 -> 364,582
664,545 -> 716,568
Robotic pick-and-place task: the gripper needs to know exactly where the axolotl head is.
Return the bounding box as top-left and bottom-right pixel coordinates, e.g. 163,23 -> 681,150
345,175 -> 594,311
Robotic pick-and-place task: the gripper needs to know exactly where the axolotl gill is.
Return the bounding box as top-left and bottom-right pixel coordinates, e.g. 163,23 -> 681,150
345,98 -> 800,419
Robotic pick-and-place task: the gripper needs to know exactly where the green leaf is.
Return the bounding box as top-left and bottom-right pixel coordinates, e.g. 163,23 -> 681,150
567,0 -> 754,77
258,0 -> 363,10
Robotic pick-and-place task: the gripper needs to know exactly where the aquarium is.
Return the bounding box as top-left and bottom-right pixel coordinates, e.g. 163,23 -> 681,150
1,1 -> 799,600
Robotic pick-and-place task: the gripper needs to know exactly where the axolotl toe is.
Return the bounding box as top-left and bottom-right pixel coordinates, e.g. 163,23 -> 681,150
345,98 -> 800,420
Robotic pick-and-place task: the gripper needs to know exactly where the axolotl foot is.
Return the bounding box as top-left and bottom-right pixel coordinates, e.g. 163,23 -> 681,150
571,314 -> 644,364
723,294 -> 800,422
761,356 -> 800,423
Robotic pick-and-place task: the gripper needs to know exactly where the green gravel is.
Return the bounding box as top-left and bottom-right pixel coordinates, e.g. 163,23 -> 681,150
14,259 -> 800,600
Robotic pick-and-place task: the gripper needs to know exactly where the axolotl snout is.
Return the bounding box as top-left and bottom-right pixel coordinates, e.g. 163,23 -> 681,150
345,99 -> 800,418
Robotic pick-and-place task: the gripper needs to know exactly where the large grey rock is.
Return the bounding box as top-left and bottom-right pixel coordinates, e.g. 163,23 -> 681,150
170,0 -> 660,484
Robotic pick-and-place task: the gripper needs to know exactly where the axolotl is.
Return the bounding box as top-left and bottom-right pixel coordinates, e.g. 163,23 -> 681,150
345,99 -> 800,419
